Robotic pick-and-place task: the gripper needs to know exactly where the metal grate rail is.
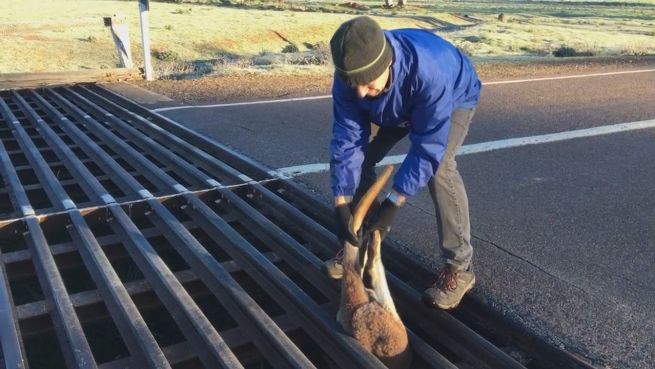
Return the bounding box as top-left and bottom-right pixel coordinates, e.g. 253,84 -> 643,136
0,85 -> 528,369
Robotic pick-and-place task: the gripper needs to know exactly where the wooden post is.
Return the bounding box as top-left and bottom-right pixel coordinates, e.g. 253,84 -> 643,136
104,14 -> 133,68
138,0 -> 154,81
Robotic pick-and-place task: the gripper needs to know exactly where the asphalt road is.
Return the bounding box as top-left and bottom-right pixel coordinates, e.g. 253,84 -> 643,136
127,66 -> 655,369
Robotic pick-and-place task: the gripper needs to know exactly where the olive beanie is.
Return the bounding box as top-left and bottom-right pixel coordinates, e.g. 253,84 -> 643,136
330,16 -> 393,87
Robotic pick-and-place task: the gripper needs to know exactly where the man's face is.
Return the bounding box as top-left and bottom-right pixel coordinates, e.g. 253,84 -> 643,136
355,65 -> 390,99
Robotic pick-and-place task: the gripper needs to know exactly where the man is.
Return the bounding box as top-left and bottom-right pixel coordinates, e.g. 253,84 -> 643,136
323,16 -> 482,310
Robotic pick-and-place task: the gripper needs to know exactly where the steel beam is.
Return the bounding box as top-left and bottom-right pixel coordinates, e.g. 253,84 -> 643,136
0,95 -> 97,369
0,247 -> 28,369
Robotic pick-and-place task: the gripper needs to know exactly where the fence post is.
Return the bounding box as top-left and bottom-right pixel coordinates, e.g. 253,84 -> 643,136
138,0 -> 154,81
104,14 -> 133,68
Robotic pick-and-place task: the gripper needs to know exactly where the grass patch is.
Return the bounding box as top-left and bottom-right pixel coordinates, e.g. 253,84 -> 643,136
281,43 -> 299,53
172,7 -> 193,15
152,49 -> 180,61
553,46 -> 595,57
0,0 -> 653,75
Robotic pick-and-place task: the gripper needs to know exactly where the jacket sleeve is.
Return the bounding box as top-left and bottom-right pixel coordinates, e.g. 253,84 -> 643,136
393,75 -> 454,197
330,80 -> 370,197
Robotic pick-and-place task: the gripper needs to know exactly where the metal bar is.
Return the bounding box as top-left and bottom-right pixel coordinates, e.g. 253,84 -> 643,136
180,194 -> 388,369
146,200 -> 317,369
106,204 -> 244,369
12,160 -> 97,173
16,253 -> 279,324
4,227 -> 140,268
23,216 -> 98,369
27,90 -> 144,199
0,246 -> 28,369
214,192 -> 338,301
12,91 -> 111,205
70,86 -> 322,265
40,92 -> 178,191
17,268 -> 199,329
45,87 -> 178,192
218,173 -> 528,369
91,85 -> 272,181
241,194 -> 473,367
83,87 -> 340,254
100,311 -> 307,369
0,96 -> 73,212
9,178 -> 86,193
0,97 -> 33,217
73,91 -> 310,250
0,95 -> 97,369
58,86 -> 323,369
71,88 -> 339,283
2,220 -> 212,279
9,90 -> 172,368
19,90 -> 255,366
62,89 -> 337,294
408,330 -> 459,369
29,90 -> 244,368
395,272 -> 514,368
282,188 -> 535,369
61,87 -> 345,304
249,184 -> 526,369
73,86 -> 246,187
67,211 -> 171,369
61,87 -> 216,190
59,86 -> 385,369
213,190 -> 461,369
0,104 -> 29,369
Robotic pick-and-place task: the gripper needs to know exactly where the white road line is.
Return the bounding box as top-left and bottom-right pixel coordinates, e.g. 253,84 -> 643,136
271,118 -> 655,178
152,68 -> 655,113
483,68 -> 655,85
153,95 -> 331,112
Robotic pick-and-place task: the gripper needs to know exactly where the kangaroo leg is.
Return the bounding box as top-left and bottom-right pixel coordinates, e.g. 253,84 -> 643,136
340,165 -> 394,330
337,243 -> 369,332
367,231 -> 401,321
357,236 -> 370,278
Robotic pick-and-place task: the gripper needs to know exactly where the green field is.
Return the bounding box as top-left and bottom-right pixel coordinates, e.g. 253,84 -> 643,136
1,0 -> 653,77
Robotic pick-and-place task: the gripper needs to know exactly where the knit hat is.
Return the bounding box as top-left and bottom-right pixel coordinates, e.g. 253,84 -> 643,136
330,16 -> 393,87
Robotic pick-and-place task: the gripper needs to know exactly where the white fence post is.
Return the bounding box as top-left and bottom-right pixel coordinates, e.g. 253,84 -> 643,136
104,14 -> 133,68
138,0 -> 154,80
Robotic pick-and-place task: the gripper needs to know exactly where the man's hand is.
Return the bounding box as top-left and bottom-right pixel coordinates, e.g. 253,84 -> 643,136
364,191 -> 404,238
334,203 -> 361,246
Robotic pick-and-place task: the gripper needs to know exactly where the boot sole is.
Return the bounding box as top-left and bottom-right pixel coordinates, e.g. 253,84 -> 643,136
423,276 -> 476,310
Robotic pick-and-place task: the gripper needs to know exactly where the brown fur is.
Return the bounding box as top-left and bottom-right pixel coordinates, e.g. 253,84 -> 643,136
337,166 -> 412,369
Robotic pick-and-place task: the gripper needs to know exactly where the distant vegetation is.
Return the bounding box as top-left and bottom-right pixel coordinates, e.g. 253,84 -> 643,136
1,0 -> 653,78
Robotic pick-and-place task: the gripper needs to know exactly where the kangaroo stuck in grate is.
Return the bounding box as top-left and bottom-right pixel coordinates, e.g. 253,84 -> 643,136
336,165 -> 412,369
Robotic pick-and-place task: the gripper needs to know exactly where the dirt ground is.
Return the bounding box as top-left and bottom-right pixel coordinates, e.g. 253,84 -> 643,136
133,56 -> 655,105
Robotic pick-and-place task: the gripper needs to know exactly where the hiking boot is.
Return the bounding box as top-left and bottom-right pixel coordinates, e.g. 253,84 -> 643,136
322,248 -> 344,279
422,264 -> 475,309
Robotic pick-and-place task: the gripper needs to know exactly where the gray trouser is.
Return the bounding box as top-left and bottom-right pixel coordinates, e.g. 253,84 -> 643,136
353,108 -> 476,270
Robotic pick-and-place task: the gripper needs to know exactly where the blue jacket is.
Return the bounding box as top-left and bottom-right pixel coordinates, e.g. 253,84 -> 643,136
330,29 -> 481,197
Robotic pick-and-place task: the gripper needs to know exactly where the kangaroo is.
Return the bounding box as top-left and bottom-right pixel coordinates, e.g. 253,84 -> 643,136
336,166 -> 412,369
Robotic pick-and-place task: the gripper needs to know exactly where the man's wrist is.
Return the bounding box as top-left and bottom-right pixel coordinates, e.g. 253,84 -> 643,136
385,190 -> 406,206
334,195 -> 352,206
